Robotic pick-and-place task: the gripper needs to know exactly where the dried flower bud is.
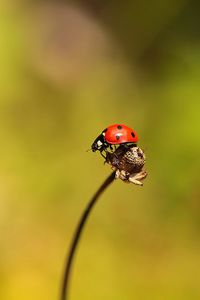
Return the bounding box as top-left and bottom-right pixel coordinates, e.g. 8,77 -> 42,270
106,145 -> 147,185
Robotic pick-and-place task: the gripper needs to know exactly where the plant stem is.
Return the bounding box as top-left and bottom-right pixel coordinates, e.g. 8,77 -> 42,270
60,171 -> 116,300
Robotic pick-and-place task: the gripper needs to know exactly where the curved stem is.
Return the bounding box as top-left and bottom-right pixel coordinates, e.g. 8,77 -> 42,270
60,171 -> 116,300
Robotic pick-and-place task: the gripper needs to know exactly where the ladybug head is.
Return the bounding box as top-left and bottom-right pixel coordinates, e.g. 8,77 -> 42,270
91,141 -> 99,152
91,133 -> 107,152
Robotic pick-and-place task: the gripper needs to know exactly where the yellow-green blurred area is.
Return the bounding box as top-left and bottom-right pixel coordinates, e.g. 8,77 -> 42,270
0,0 -> 200,299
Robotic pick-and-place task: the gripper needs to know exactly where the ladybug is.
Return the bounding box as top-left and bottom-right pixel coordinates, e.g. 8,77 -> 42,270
91,124 -> 138,157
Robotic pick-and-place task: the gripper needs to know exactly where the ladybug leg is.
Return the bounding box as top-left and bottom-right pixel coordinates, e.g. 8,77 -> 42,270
109,145 -> 114,152
109,144 -> 118,153
99,143 -> 109,159
100,151 -> 107,159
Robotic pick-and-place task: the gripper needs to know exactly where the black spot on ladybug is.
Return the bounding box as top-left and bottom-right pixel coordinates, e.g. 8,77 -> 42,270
117,125 -> 122,130
116,134 -> 120,140
131,132 -> 135,138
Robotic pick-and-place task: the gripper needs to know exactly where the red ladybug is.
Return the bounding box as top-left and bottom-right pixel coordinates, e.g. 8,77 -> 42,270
91,124 -> 138,156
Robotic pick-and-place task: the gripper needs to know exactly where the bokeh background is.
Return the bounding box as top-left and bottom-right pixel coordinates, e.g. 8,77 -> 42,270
0,1 -> 200,299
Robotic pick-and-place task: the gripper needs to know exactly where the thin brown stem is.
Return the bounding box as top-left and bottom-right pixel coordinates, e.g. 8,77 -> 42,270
60,171 -> 116,300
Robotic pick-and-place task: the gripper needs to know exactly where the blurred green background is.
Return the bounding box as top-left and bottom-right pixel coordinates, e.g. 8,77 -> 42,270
0,1 -> 200,299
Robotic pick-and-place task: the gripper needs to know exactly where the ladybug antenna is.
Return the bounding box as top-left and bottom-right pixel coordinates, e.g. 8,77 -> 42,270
86,148 -> 92,152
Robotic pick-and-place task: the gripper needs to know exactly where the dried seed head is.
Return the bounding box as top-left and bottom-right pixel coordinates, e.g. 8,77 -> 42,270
106,145 -> 147,185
